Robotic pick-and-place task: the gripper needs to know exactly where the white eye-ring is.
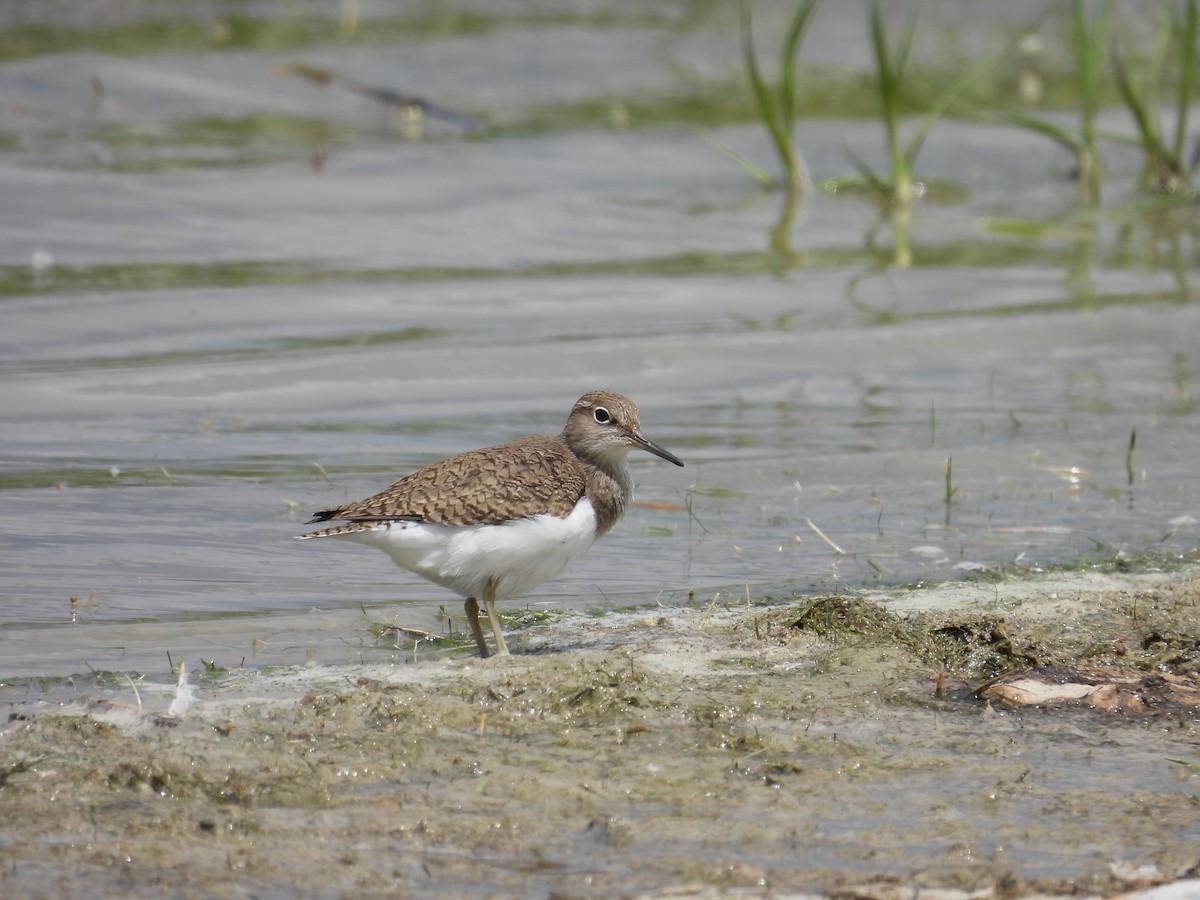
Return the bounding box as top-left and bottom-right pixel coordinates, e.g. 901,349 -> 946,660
593,406 -> 611,424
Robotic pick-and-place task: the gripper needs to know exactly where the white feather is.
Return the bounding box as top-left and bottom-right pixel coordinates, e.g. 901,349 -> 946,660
324,497 -> 599,600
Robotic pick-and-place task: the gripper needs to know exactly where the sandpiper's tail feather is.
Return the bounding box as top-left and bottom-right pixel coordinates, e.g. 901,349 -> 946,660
307,508 -> 424,526
296,521 -> 387,540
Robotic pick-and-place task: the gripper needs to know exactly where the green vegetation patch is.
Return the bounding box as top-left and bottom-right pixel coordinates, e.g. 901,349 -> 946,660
744,575 -> 1200,685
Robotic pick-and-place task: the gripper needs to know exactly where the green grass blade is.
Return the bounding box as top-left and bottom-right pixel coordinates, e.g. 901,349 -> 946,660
998,110 -> 1084,155
868,1 -> 906,181
1148,11 -> 1171,122
1172,0 -> 1197,166
842,143 -> 892,199
1073,0 -> 1113,152
740,1 -> 792,188
867,4 -> 893,118
740,2 -> 775,129
778,0 -> 820,139
889,6 -> 917,87
903,23 -> 1034,172
1095,128 -> 1150,151
1113,48 -> 1162,159
994,6 -> 1102,201
703,132 -> 775,189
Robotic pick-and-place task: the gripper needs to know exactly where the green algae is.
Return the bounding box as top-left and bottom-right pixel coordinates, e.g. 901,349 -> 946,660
743,571 -> 1200,684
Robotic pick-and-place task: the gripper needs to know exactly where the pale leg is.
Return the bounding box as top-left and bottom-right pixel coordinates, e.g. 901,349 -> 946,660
482,584 -> 509,656
464,596 -> 490,658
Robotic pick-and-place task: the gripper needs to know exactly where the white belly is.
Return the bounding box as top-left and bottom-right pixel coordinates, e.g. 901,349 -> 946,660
330,497 -> 600,600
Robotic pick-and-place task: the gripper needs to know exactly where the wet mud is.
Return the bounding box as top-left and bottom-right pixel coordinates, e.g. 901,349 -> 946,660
4,565 -> 1200,898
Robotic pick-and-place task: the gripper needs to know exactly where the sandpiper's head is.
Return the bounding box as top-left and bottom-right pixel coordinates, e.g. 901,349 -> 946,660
564,390 -> 684,468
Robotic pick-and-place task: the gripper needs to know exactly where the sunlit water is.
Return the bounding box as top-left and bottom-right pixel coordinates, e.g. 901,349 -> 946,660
1,4 -> 1198,680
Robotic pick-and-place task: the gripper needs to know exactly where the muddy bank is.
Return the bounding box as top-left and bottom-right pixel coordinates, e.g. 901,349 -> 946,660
3,565 -> 1199,898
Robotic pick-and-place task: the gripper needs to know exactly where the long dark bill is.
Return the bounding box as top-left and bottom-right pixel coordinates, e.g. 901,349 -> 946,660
632,430 -> 685,467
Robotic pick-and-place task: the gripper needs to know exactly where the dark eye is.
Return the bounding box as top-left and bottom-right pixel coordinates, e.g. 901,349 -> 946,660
593,406 -> 611,424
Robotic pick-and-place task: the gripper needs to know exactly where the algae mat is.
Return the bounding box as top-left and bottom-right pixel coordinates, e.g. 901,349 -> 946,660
3,567 -> 1200,898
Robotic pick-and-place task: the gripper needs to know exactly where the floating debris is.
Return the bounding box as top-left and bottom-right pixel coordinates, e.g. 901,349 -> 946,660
1032,450 -> 1093,484
272,62 -> 485,134
166,660 -> 196,719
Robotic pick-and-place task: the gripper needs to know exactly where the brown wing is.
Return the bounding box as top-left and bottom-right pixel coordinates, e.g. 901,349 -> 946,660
308,435 -> 587,526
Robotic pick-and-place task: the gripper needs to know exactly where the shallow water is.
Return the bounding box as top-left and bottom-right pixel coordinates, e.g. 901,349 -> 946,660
1,2 -> 1198,683
2,5 -> 1200,898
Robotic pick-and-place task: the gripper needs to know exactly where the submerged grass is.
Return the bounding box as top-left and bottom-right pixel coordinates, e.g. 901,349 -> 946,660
2,207 -> 1191,310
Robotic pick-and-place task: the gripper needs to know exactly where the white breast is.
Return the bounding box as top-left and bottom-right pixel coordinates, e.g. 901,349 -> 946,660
328,497 -> 600,600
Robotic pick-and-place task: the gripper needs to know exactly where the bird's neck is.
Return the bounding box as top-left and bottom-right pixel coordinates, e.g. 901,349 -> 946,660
575,452 -> 633,537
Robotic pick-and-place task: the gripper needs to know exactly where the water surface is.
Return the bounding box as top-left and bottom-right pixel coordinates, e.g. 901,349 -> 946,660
1,2 -> 1197,680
